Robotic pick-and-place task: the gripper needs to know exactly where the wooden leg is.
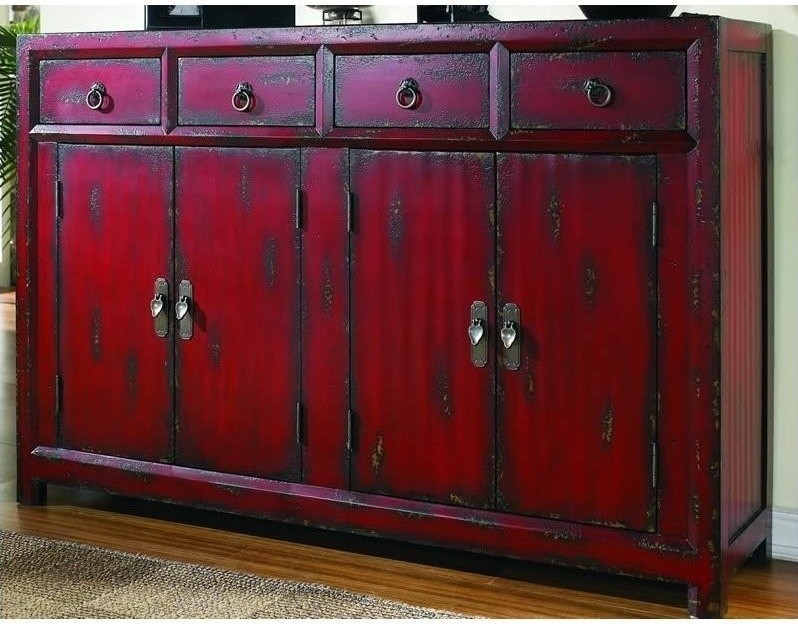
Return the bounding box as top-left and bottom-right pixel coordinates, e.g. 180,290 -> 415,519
17,479 -> 47,506
749,538 -> 772,564
687,582 -> 726,618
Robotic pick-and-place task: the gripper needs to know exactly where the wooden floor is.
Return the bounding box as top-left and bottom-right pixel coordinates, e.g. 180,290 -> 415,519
1,291 -> 796,618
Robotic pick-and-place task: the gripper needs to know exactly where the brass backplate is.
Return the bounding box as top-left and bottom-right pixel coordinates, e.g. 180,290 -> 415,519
153,278 -> 169,338
470,300 -> 488,368
502,302 -> 521,371
178,279 -> 193,341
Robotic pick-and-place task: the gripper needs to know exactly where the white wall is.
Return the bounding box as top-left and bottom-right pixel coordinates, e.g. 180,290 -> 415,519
39,3 -> 797,526
41,5 -> 144,32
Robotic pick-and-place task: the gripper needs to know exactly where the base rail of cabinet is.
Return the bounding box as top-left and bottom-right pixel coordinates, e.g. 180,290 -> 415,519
24,446 -> 705,582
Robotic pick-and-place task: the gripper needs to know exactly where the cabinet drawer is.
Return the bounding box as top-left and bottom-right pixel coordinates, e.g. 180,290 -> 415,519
335,54 -> 490,129
511,52 -> 686,131
178,56 -> 315,126
39,58 -> 161,125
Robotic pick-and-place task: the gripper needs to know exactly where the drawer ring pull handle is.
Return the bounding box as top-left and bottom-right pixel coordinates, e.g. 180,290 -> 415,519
85,82 -> 106,111
583,78 -> 613,108
231,82 -> 254,112
395,78 -> 420,110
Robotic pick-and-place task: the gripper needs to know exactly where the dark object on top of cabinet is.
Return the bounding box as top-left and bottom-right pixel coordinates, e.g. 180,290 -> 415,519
417,5 -> 498,23
145,5 -> 295,30
579,5 -> 677,19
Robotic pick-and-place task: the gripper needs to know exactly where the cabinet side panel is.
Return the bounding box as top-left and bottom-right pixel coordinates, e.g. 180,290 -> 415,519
721,51 -> 764,540
301,148 -> 349,489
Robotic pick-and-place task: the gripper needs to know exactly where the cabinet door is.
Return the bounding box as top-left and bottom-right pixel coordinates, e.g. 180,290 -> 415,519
58,145 -> 173,462
351,150 -> 495,508
497,153 -> 658,531
175,148 -> 301,480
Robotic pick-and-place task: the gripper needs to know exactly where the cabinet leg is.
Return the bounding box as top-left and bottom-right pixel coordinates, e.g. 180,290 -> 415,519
687,582 -> 725,619
749,538 -> 772,564
17,479 -> 47,506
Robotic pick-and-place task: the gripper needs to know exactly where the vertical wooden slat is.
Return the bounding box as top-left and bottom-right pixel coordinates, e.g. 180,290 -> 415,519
301,148 -> 350,489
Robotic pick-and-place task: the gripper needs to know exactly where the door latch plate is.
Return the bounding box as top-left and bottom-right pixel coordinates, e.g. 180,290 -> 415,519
470,301 -> 488,368
177,279 -> 193,340
502,303 -> 521,371
152,278 -> 169,338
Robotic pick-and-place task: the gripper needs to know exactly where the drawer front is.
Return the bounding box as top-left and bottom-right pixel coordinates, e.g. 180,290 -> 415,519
511,52 -> 686,131
39,58 -> 161,125
335,54 -> 490,129
178,56 -> 315,126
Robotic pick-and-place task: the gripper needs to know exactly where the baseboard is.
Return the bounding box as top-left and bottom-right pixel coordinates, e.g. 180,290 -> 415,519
772,508 -> 798,562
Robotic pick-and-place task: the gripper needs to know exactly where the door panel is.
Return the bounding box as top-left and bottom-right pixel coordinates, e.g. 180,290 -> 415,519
351,150 -> 495,508
497,153 -> 657,531
175,147 -> 300,480
59,144 -> 173,462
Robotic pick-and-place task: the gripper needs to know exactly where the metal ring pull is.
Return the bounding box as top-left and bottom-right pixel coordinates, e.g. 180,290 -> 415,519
231,82 -> 254,112
583,78 -> 613,108
85,82 -> 106,111
395,78 -> 420,110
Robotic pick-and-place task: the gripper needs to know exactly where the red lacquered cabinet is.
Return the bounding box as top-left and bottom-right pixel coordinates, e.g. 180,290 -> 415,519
17,17 -> 772,617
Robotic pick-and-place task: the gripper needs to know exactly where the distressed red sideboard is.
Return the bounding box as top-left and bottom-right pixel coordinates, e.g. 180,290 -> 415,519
17,16 -> 772,617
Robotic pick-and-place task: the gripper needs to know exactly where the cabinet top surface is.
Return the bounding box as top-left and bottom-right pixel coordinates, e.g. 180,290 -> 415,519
19,15 -> 767,53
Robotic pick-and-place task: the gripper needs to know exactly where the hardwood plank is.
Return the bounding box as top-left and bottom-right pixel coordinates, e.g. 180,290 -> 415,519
1,493 -> 795,618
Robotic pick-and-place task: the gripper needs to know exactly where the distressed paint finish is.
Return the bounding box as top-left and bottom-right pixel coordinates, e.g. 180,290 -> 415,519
16,18 -> 772,619
658,154 -> 692,541
720,51 -> 764,542
40,58 -> 161,125
301,148 -> 350,489
511,52 -> 686,131
718,19 -> 773,596
335,54 -> 490,129
497,153 -> 657,531
175,147 -> 300,480
58,144 -> 173,461
351,150 -> 495,508
33,143 -> 58,450
178,56 -> 315,126
32,445 -> 702,582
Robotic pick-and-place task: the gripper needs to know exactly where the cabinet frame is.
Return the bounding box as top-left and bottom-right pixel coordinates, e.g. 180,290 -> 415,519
16,18 -> 772,618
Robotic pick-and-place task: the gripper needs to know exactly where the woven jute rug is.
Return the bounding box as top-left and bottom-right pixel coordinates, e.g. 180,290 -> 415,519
0,530 -> 467,618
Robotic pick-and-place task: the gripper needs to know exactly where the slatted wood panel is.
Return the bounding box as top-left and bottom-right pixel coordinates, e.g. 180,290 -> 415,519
721,51 -> 764,539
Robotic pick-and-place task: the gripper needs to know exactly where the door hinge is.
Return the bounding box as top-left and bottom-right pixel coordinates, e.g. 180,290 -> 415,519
295,402 -> 303,445
346,190 -> 354,233
651,441 -> 658,489
346,409 -> 355,453
55,374 -> 62,415
55,180 -> 63,220
295,188 -> 303,230
651,200 -> 658,248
